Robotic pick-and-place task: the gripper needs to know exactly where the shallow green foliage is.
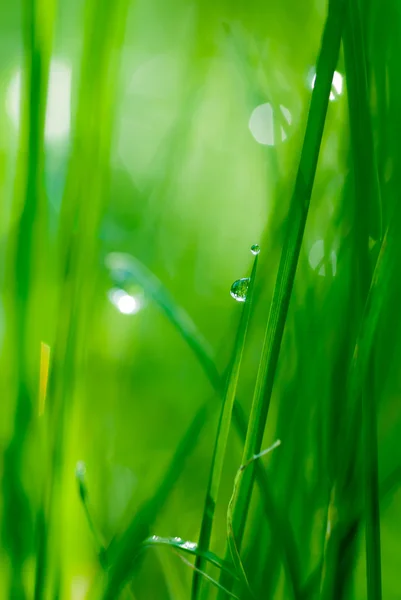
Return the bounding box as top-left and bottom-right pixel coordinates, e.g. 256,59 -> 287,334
1,0 -> 401,599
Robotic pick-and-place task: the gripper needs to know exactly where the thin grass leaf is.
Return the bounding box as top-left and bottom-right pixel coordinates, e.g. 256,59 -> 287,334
107,255 -> 301,600
2,0 -> 55,595
141,536 -> 238,581
105,254 -> 290,517
175,550 -> 240,600
227,442 -> 281,600
102,252 -> 302,599
76,461 -> 108,567
220,2 -> 348,597
318,0 -> 384,596
33,1 -> 130,596
191,252 -> 259,599
344,8 -> 382,591
101,404 -> 208,600
252,454 -> 302,599
158,549 -> 188,600
105,252 -> 219,387
302,461 -> 401,599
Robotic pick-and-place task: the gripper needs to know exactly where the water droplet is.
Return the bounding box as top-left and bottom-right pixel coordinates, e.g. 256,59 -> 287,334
230,278 -> 250,302
251,244 -> 260,255
181,541 -> 197,551
173,536 -> 183,543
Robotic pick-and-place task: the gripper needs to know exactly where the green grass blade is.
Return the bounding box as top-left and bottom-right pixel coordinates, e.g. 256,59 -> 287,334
224,0 -> 348,588
2,0 -> 55,594
76,461 -> 108,567
337,216 -> 401,599
191,252 -> 259,599
158,549 -> 188,600
105,253 -> 277,514
175,552 -> 240,600
303,461 -> 401,598
141,536 -> 238,581
325,0 -> 383,596
101,404 -> 208,600
35,0 -> 130,594
105,252 -> 219,388
107,253 -> 302,594
227,442 -> 281,600
252,457 -> 302,598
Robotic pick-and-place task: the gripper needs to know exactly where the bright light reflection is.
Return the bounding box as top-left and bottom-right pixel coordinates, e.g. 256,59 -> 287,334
249,103 -> 292,146
6,59 -> 72,141
308,240 -> 337,277
71,576 -> 89,600
108,288 -> 141,315
311,70 -> 343,101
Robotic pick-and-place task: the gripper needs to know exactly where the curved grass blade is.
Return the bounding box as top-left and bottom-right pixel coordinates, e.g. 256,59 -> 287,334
2,0 -> 56,595
106,252 -> 302,599
343,0 -> 382,595
33,1 -> 131,596
76,467 -> 237,579
97,252 -> 301,598
106,252 -> 219,388
174,551 -> 240,600
327,196 -> 401,600
105,254 -> 252,440
191,252 -> 259,600
101,404 -> 207,600
76,461 -> 108,568
227,442 -> 281,600
302,462 -> 401,599
140,536 -> 238,581
158,549 -> 187,600
223,4 -> 349,593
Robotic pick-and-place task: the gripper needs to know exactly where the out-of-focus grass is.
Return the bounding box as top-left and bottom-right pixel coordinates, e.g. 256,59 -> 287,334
1,0 -> 401,599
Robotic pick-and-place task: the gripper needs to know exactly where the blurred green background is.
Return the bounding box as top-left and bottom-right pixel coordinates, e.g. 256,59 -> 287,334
1,0 -> 400,598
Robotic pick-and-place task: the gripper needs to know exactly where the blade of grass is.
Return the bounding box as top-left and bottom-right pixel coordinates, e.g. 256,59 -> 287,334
105,252 -> 220,388
220,2 -> 348,597
227,442 -> 281,600
318,197 -> 401,599
76,458 -> 239,583
106,252 -> 302,597
343,2 -> 382,595
158,548 -> 188,600
302,462 -> 401,598
101,403 -> 208,600
141,536 -> 238,580
191,251 -> 258,599
2,0 -> 55,595
34,0 -> 130,595
175,551 -> 240,600
76,461 -> 108,567
106,248 -> 299,597
318,0 -> 383,596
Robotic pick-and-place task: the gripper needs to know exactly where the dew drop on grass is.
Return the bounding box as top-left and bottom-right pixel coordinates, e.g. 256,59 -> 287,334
250,244 -> 260,255
230,278 -> 250,302
180,540 -> 197,550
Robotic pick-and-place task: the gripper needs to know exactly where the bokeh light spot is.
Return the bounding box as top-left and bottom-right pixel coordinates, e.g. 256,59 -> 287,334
108,288 -> 141,315
249,103 -> 292,146
308,239 -> 337,277
6,59 -> 72,141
